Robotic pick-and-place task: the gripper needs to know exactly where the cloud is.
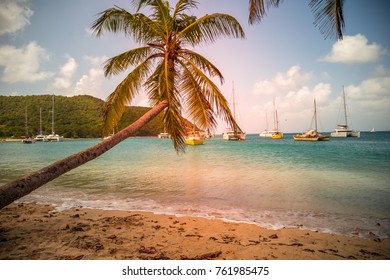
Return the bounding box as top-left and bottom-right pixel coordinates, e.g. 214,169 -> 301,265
321,34 -> 383,64
0,41 -> 54,83
49,56 -> 78,90
253,65 -> 312,95
74,56 -> 107,98
0,0 -> 33,36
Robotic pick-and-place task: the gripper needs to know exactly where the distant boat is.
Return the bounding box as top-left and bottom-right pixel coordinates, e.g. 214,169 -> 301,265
370,128 -> 376,133
260,99 -> 283,139
34,107 -> 45,141
331,86 -> 360,138
293,99 -> 330,141
158,132 -> 170,139
223,82 -> 246,141
185,125 -> 204,145
22,106 -> 35,144
158,124 -> 170,139
45,95 -> 64,142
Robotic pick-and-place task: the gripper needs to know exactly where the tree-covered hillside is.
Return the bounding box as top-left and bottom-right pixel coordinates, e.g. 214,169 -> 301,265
0,95 -> 166,138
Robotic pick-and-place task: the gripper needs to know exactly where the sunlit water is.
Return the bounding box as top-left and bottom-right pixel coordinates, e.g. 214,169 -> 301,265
1,132 -> 389,239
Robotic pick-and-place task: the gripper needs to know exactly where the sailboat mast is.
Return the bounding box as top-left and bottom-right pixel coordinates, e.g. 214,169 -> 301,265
39,107 -> 42,134
314,99 -> 318,131
51,95 -> 55,134
25,106 -> 28,137
232,81 -> 236,119
342,86 -> 348,127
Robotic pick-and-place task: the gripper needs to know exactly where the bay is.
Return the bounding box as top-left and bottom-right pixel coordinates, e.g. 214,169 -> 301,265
1,132 -> 389,239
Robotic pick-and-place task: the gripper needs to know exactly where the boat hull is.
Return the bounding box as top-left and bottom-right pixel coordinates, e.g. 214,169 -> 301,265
331,130 -> 360,138
271,132 -> 283,139
45,134 -> 64,142
223,131 -> 246,141
293,136 -> 319,141
185,137 -> 204,145
260,130 -> 283,139
22,138 -> 36,144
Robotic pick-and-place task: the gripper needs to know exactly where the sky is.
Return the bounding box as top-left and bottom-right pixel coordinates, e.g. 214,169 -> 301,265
0,0 -> 389,133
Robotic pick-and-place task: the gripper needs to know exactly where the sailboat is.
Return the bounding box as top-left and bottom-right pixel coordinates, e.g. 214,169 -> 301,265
259,99 -> 283,139
370,128 -> 376,133
293,99 -> 330,141
45,95 -> 64,142
223,82 -> 246,141
22,107 -> 36,144
34,107 -> 45,141
331,86 -> 360,138
185,124 -> 204,145
158,123 -> 170,138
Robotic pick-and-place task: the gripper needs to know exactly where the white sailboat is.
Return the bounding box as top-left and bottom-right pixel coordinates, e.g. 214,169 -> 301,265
34,107 -> 45,141
223,82 -> 246,141
259,99 -> 283,139
331,86 -> 360,138
45,95 -> 64,142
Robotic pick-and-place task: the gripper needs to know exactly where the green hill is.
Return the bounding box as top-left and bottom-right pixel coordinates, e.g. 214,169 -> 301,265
0,95 -> 165,138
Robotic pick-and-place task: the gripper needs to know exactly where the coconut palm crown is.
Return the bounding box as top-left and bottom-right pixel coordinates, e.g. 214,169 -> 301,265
91,0 -> 245,152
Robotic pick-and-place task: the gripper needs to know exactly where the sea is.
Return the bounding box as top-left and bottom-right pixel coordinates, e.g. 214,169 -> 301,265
1,132 -> 390,240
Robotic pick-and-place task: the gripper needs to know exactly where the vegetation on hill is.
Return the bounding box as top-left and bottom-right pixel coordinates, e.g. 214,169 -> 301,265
0,95 -> 167,138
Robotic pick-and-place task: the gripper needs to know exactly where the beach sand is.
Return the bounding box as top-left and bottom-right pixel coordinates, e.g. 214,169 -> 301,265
0,203 -> 389,260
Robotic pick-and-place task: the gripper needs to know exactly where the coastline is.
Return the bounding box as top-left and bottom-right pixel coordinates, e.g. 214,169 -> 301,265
1,203 -> 389,260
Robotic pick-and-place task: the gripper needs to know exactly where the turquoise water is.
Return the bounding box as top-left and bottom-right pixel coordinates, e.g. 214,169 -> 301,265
1,132 -> 390,239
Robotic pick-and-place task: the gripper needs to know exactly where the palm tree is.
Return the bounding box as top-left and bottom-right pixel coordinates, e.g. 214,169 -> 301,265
0,0 -> 245,210
93,0 -> 244,152
248,0 -> 345,40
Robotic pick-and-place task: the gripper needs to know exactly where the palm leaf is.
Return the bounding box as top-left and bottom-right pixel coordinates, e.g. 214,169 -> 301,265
180,13 -> 245,46
90,7 -> 160,44
102,59 -> 153,136
248,0 -> 281,24
103,46 -> 152,76
309,0 -> 345,40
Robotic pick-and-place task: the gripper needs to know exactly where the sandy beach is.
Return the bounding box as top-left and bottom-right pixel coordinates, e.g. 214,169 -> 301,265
0,203 -> 389,260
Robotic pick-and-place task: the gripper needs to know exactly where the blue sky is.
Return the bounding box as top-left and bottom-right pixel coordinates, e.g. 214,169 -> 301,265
0,0 -> 389,133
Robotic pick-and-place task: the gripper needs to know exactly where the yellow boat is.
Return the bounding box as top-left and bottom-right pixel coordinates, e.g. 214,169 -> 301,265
185,131 -> 204,145
271,131 -> 283,139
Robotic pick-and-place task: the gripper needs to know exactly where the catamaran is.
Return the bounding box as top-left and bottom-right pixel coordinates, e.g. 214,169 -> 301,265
259,99 -> 283,139
331,86 -> 360,138
34,107 -> 45,141
45,95 -> 64,142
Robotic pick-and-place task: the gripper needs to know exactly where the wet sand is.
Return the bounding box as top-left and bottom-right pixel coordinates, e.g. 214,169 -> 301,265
0,203 -> 389,260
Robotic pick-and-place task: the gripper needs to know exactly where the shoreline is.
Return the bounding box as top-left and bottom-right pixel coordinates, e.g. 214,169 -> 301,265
1,203 -> 389,260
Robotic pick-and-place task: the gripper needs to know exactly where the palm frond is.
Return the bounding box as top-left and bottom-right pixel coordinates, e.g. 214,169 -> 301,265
180,49 -> 224,84
309,0 -> 345,40
177,55 -> 240,133
102,59 -> 153,136
134,0 -> 172,37
103,46 -> 152,77
180,13 -> 245,46
248,0 -> 282,24
173,0 -> 198,19
90,7 -> 159,44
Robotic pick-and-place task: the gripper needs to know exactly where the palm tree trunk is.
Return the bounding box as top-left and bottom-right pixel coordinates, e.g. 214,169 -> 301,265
0,101 -> 168,210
